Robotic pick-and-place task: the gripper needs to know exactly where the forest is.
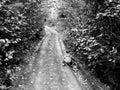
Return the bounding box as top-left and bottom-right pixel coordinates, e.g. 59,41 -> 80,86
0,0 -> 120,90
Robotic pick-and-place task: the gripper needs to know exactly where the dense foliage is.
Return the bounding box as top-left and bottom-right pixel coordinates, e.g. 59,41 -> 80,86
64,0 -> 120,90
0,0 -> 44,89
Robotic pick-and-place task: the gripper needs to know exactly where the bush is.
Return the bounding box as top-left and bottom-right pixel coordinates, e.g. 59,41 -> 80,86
64,0 -> 120,89
0,0 -> 44,89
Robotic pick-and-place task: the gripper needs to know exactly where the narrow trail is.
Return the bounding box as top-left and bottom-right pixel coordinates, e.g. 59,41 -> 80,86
12,0 -> 110,90
31,0 -> 88,89
32,27 -> 83,90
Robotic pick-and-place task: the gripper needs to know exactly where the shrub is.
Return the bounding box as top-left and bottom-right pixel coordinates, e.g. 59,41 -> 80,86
0,0 -> 44,89
64,0 -> 120,89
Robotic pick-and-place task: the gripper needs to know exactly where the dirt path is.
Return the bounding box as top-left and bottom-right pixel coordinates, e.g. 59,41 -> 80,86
31,24 -> 84,90
29,0 -> 91,89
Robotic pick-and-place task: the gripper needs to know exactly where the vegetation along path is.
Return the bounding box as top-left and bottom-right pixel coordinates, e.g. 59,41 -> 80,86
11,0 -> 110,90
